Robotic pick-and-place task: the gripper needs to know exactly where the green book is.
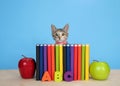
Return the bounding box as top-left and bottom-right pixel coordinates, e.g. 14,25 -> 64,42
82,44 -> 85,80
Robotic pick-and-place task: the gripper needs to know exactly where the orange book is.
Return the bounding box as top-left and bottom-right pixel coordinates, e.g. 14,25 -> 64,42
48,44 -> 52,79
74,44 -> 78,80
51,44 -> 55,80
78,44 -> 82,80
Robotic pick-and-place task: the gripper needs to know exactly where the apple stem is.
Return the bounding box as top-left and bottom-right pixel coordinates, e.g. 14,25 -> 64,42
93,60 -> 99,62
22,55 -> 27,58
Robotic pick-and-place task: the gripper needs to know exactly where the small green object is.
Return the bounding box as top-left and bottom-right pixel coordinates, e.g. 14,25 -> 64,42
54,71 -> 62,82
90,61 -> 110,80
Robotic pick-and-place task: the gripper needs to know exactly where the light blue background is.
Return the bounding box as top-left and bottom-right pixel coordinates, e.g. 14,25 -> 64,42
0,0 -> 120,69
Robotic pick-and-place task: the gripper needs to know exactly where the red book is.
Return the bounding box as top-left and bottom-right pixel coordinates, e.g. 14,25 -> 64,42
74,44 -> 78,80
51,44 -> 55,80
48,44 -> 52,79
78,44 -> 82,80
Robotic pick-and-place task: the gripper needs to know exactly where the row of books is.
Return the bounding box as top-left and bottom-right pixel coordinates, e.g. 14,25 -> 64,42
36,44 -> 90,82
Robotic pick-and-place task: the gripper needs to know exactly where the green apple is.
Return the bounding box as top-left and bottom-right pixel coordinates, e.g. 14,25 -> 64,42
89,60 -> 110,80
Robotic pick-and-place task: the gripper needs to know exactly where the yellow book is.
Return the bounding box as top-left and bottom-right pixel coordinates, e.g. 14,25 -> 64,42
85,44 -> 90,80
59,44 -> 63,75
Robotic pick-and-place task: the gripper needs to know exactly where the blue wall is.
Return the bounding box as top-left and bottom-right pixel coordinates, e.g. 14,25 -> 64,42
0,0 -> 120,69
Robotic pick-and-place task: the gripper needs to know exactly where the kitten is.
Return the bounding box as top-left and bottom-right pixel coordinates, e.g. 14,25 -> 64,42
51,24 -> 69,44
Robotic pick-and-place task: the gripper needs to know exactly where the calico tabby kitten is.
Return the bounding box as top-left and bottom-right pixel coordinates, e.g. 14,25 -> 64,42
51,24 -> 69,44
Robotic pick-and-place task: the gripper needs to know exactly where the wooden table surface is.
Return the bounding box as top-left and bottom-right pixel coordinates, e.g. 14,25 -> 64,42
0,70 -> 120,86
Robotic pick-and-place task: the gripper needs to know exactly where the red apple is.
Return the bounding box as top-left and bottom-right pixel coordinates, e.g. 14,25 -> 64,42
18,55 -> 36,79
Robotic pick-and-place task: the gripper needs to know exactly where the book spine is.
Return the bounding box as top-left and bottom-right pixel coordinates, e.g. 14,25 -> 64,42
36,44 -> 40,80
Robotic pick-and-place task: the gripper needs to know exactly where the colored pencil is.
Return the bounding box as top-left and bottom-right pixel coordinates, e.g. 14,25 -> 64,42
51,44 -> 55,80
48,44 -> 52,79
63,44 -> 67,74
59,44 -> 63,75
40,44 -> 44,80
66,44 -> 71,71
85,44 -> 90,80
78,44 -> 82,80
82,44 -> 85,80
74,44 -> 78,80
70,44 -> 74,74
56,45 -> 60,71
44,44 -> 47,72
36,44 -> 40,80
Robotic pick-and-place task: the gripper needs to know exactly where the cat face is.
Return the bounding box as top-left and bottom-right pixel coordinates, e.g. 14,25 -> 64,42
51,24 -> 69,42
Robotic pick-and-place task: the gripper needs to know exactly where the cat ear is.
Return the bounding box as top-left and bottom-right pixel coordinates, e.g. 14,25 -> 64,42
51,24 -> 56,33
63,24 -> 69,32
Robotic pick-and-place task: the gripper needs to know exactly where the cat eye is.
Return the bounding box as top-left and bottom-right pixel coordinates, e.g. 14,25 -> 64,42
55,33 -> 58,36
62,33 -> 65,36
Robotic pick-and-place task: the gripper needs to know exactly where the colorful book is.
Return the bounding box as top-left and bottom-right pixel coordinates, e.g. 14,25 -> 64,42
82,44 -> 85,80
78,44 -> 82,80
74,44 -> 78,80
51,44 -> 55,80
48,44 -> 52,79
36,44 -> 40,80
85,44 -> 90,80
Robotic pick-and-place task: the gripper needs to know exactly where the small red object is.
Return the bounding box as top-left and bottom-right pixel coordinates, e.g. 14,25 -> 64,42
18,55 -> 36,79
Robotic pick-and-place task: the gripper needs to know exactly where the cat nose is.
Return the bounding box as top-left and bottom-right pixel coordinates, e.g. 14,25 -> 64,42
58,37 -> 61,40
